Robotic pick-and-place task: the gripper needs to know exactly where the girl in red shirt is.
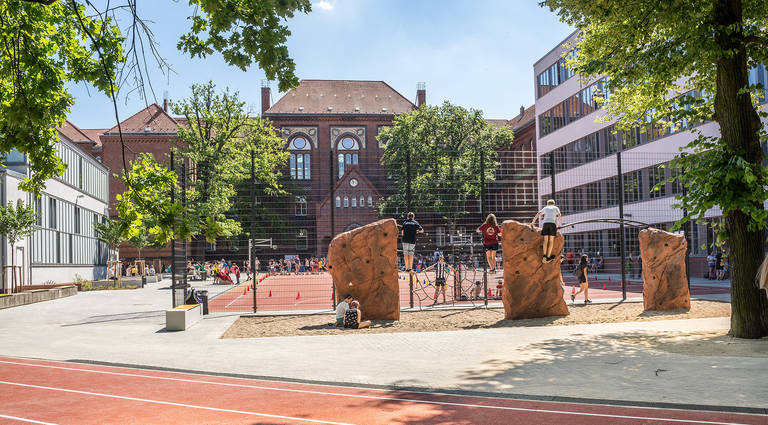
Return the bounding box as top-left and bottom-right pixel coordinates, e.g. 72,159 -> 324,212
477,214 -> 502,273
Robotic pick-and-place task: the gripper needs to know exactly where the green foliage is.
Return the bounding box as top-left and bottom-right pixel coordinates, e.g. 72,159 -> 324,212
93,217 -> 126,251
378,101 -> 514,231
0,0 -> 124,194
115,153 -> 184,244
0,200 -> 38,246
178,0 -> 312,92
172,81 -> 289,243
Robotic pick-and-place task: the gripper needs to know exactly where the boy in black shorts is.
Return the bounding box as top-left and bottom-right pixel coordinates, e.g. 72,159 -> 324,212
530,199 -> 562,263
425,255 -> 453,305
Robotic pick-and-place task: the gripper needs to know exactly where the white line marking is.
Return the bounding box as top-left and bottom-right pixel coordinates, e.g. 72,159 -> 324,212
0,360 -> 759,424
0,413 -> 59,425
0,380 -> 353,425
224,293 -> 245,309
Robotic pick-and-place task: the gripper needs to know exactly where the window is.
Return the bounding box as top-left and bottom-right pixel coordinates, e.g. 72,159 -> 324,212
648,166 -> 666,199
623,171 -> 642,203
290,153 -> 311,180
207,241 -> 216,251
670,167 -> 683,194
297,229 -> 308,250
335,196 -> 341,208
337,136 -> 360,179
359,196 -> 365,208
74,207 -> 81,234
295,197 -> 307,216
48,198 -> 57,229
436,227 -> 446,246
367,196 -> 373,207
343,196 -> 349,207
539,78 -> 608,137
34,197 -> 42,226
351,197 -> 357,207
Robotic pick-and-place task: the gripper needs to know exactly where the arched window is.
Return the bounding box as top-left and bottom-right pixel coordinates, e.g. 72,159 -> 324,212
343,196 -> 349,207
337,136 -> 360,179
351,197 -> 357,208
335,196 -> 341,208
359,196 -> 365,208
367,196 -> 373,207
289,136 -> 311,180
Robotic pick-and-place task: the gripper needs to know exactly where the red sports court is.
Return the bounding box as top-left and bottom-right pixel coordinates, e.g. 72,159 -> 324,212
0,356 -> 763,425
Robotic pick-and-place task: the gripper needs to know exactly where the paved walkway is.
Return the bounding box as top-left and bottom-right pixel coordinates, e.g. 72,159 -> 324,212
0,278 -> 765,413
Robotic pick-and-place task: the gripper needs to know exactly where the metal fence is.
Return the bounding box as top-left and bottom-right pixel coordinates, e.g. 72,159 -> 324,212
158,148 -> 722,312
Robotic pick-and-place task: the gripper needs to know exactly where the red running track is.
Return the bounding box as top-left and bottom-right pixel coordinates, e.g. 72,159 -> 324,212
0,356 -> 763,425
208,272 -> 730,313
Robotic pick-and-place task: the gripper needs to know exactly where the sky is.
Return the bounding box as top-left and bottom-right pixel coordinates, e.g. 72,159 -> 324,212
66,1 -> 574,129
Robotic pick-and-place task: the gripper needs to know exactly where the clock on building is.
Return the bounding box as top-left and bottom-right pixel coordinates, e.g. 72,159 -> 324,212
349,178 -> 358,187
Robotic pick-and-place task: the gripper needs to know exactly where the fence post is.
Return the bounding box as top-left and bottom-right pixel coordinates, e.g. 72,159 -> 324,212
480,151 -> 488,306
170,151 -> 177,307
251,149 -> 258,313
617,151 -> 627,300
406,150 -> 413,308
549,153 -> 556,201
329,149 -> 337,310
181,161 -> 188,293
680,154 -> 691,289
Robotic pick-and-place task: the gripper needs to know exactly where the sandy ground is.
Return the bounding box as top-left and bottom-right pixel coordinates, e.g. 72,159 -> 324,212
221,300 -> 731,339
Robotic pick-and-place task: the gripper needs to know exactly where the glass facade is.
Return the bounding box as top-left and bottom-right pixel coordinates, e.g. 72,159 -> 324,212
536,49 -> 577,98
538,78 -> 609,137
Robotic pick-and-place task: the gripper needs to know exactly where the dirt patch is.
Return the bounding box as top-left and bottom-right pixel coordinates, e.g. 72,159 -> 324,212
221,300 -> 731,339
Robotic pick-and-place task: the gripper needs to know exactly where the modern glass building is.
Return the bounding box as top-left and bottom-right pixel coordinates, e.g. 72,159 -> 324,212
0,123 -> 110,291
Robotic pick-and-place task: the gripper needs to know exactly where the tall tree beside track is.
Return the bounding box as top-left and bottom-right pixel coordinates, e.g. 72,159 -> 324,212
541,0 -> 768,338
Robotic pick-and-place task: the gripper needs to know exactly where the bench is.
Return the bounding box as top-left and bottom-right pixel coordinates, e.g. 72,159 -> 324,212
165,304 -> 202,331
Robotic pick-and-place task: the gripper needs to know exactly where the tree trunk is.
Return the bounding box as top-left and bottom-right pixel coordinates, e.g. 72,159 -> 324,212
713,0 -> 768,338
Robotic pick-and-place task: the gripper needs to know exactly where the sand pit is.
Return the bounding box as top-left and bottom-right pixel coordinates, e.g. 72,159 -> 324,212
222,300 -> 731,339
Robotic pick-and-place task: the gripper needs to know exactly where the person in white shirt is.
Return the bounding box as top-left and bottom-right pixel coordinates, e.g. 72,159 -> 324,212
530,199 -> 562,264
335,294 -> 353,326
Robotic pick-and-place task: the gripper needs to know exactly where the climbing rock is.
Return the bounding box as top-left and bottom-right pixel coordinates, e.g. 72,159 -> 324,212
639,228 -> 690,311
327,218 -> 399,320
501,220 -> 569,320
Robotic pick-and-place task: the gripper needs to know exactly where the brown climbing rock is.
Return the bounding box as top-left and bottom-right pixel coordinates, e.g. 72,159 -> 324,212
639,228 -> 690,311
327,218 -> 399,320
500,220 -> 569,320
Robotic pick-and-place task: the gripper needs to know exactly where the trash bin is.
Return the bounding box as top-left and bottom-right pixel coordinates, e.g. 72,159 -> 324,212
199,290 -> 209,315
141,276 -> 147,288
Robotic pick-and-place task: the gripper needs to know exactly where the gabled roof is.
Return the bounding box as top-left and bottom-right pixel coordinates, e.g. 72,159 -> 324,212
266,80 -> 416,115
508,105 -> 536,131
106,103 -> 180,134
485,119 -> 509,128
80,128 -> 106,146
57,120 -> 93,144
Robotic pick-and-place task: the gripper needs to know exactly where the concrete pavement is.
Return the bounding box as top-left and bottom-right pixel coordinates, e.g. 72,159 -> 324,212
0,277 -> 765,412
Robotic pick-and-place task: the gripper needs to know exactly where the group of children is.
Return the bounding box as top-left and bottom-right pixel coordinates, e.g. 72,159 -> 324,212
400,199 -> 593,305
334,294 -> 371,329
267,257 -> 326,275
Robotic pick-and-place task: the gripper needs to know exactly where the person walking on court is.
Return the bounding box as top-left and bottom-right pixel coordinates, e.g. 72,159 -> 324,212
401,212 -> 424,273
231,262 -> 241,284
571,254 -> 592,304
477,213 -> 502,273
530,199 -> 562,263
425,255 -> 453,305
343,300 -> 371,329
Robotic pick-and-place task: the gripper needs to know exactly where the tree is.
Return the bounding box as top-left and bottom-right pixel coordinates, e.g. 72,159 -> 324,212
94,217 -> 126,260
378,101 -> 514,235
0,200 -> 37,291
541,0 -> 768,338
172,81 -> 288,243
0,0 -> 310,195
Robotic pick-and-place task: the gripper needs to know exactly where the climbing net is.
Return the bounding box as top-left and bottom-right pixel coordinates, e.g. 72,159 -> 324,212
401,264 -> 500,309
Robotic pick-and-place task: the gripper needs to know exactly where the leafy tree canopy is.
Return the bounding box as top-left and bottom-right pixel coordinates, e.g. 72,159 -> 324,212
0,200 -> 37,245
378,101 -> 514,231
541,0 -> 768,338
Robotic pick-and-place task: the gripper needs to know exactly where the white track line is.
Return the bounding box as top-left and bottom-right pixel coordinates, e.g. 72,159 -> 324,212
223,292 -> 245,309
0,414 -> 59,425
0,380 -> 352,425
0,360 -> 757,424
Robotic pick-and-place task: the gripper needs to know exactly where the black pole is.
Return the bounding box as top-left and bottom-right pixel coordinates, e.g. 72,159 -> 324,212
406,150 -> 413,308
329,149 -> 337,309
181,161 -> 188,291
170,151 -> 177,307
481,151 -> 488,306
617,151 -> 627,300
549,152 -> 556,201
251,149 -> 257,313
680,155 -> 691,290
